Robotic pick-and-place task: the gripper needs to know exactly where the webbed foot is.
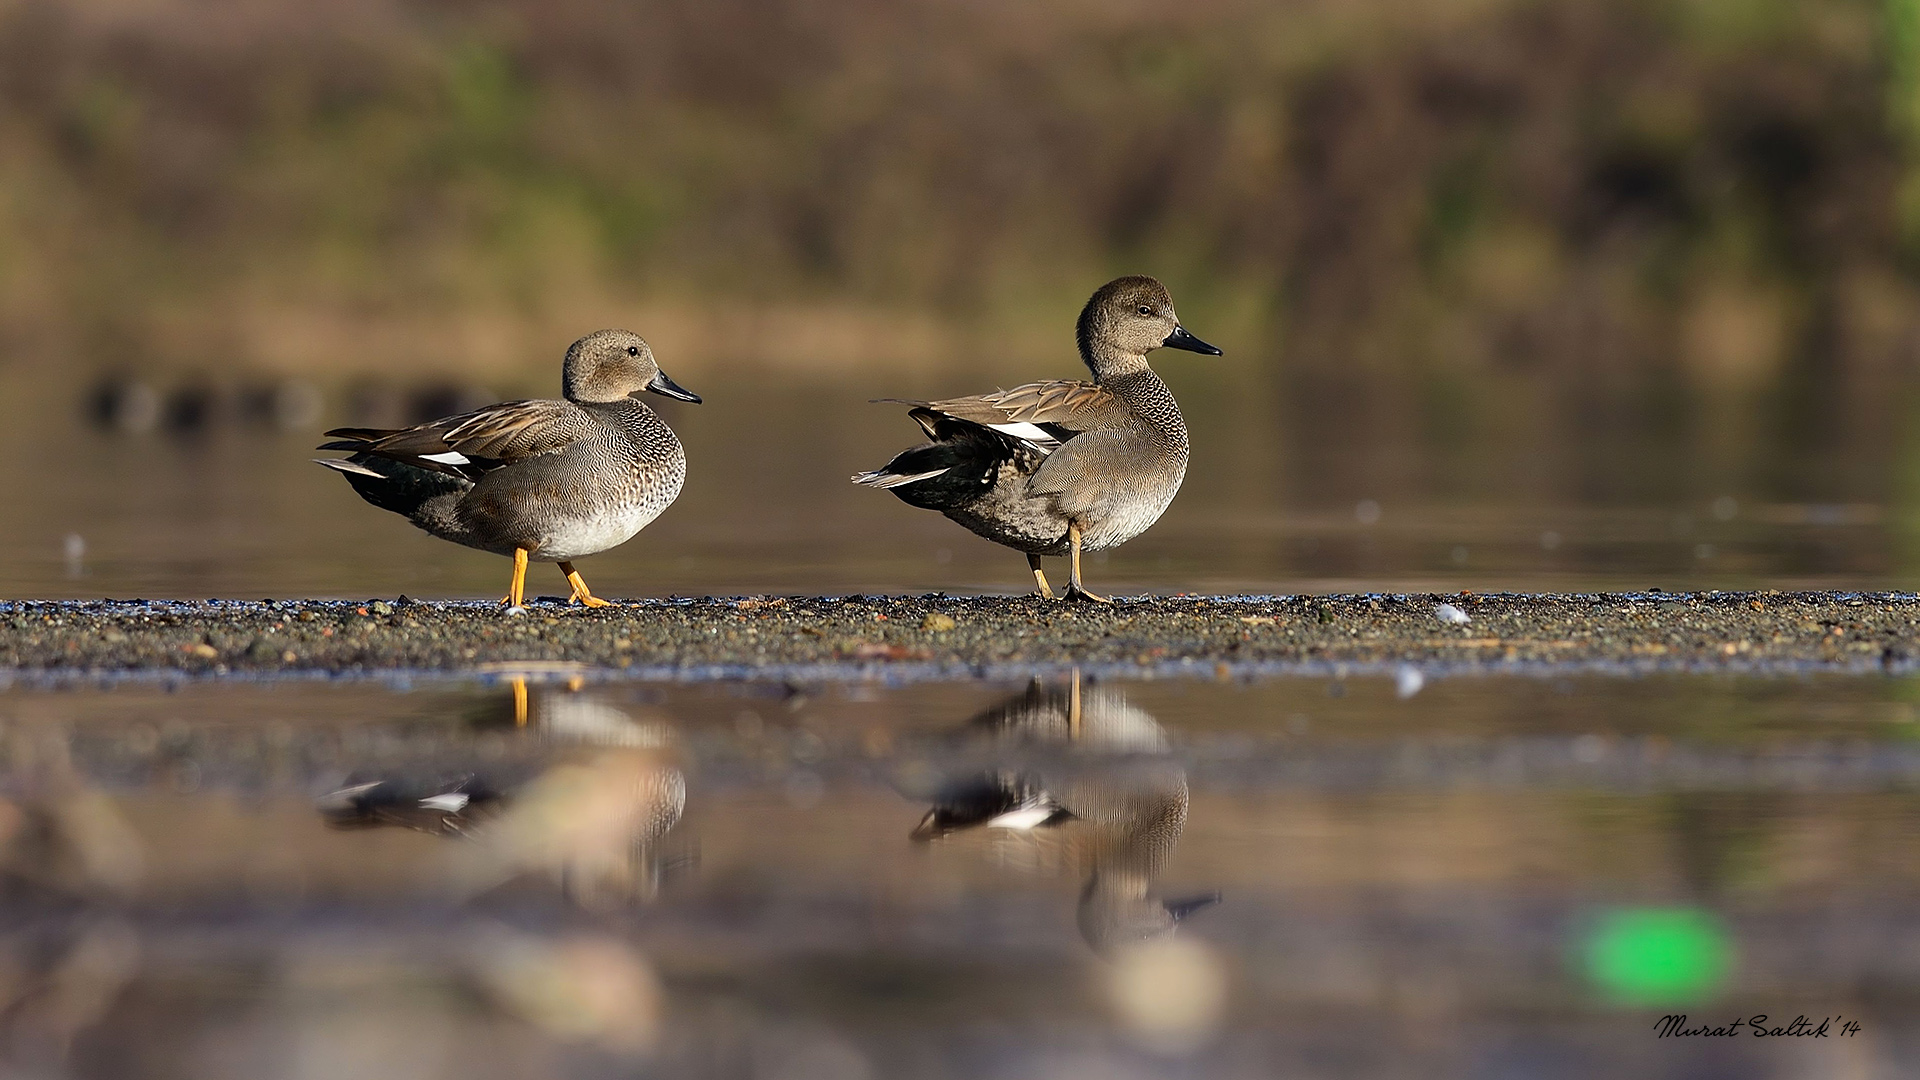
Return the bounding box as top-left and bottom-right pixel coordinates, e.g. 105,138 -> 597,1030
559,561 -> 617,608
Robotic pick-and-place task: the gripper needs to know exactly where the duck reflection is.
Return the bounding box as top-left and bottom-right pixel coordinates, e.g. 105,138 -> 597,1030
911,673 -> 1219,954
318,678 -> 690,904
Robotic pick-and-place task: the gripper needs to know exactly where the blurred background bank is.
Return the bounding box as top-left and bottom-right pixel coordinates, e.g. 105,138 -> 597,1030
6,0 -> 1920,596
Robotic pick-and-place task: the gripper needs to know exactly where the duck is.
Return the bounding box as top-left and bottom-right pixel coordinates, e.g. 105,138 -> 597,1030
908,673 -> 1220,955
317,681 -> 691,904
314,329 -> 700,608
853,276 -> 1220,602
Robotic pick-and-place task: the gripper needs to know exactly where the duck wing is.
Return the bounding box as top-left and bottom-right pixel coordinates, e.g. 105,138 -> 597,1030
853,382 -> 1125,499
911,380 -> 1125,455
319,400 -> 593,481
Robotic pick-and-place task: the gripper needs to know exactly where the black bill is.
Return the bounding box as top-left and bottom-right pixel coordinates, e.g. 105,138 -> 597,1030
1161,325 -> 1222,355
645,369 -> 703,403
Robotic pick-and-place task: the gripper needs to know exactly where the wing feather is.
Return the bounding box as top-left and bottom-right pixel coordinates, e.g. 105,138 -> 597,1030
901,380 -> 1124,458
922,380 -> 1120,432
319,400 -> 590,479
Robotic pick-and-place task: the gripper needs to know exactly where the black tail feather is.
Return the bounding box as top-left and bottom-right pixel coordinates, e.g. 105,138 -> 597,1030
857,409 -> 1029,511
320,452 -> 471,518
320,426 -> 399,443
909,771 -> 1062,839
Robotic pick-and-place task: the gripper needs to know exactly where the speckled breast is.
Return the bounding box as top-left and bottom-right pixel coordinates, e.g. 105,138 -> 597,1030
532,408 -> 686,561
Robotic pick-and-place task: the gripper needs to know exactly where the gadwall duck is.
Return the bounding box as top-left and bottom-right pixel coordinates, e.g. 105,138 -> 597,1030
908,674 -> 1220,955
318,681 -> 690,903
853,276 -> 1220,601
315,329 -> 700,607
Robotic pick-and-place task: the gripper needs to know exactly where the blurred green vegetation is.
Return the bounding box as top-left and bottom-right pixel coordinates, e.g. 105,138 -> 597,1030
4,0 -> 1920,516
0,0 -> 1900,346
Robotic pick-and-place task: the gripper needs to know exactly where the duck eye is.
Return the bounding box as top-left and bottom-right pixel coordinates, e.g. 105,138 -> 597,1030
1137,305 -> 1153,316
626,346 -> 639,357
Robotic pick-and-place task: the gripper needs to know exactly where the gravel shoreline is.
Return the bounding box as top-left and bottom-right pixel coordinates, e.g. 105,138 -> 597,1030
4,590 -> 1920,679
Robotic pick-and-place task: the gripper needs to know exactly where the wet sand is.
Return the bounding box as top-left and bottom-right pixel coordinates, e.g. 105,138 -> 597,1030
4,590 -> 1919,678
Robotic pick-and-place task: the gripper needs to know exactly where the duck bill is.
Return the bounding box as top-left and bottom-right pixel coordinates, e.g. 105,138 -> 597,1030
644,369 -> 702,403
1161,325 -> 1222,355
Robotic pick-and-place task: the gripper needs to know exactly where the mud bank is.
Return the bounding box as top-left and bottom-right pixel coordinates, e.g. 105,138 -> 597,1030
4,590 -> 1920,679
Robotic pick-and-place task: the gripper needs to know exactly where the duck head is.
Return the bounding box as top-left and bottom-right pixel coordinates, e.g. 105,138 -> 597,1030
562,329 -> 702,405
1075,276 -> 1221,378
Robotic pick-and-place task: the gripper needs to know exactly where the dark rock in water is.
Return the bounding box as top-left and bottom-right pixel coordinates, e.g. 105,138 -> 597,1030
236,380 -> 324,430
163,381 -> 221,435
341,379 -> 497,428
86,377 -> 161,434
407,383 -> 496,425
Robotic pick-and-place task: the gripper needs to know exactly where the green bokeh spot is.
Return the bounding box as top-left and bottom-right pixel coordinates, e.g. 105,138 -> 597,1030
1583,907 -> 1731,1005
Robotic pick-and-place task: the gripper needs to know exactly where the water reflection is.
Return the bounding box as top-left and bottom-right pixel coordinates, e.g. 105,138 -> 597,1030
0,725 -> 146,901
3,674 -> 1920,1075
909,673 -> 1220,955
317,677 -> 691,906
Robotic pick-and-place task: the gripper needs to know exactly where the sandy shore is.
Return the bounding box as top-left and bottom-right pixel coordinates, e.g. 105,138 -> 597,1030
2,590 -> 1917,679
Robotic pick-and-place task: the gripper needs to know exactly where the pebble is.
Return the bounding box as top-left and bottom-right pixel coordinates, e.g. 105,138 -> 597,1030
0,592 -> 1911,675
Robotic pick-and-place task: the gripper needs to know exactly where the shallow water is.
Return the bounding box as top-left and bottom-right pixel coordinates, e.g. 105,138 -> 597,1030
4,371 -> 1912,601
9,358 -> 1920,1076
3,670 -> 1919,1077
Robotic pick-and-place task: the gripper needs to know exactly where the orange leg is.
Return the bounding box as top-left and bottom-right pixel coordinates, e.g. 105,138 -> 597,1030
1028,554 -> 1055,599
511,676 -> 529,727
1068,667 -> 1082,740
500,547 -> 530,608
558,561 -> 613,607
1064,523 -> 1110,603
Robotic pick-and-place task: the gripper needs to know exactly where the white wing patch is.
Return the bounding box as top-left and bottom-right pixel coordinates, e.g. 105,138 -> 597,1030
986,805 -> 1056,831
421,451 -> 471,465
987,422 -> 1061,452
419,793 -> 471,812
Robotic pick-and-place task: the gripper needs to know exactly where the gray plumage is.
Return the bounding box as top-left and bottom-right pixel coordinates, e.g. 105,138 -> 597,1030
320,398 -> 686,561
855,276 -> 1221,599
315,329 -> 700,604
316,685 -> 691,902
911,676 -> 1220,955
